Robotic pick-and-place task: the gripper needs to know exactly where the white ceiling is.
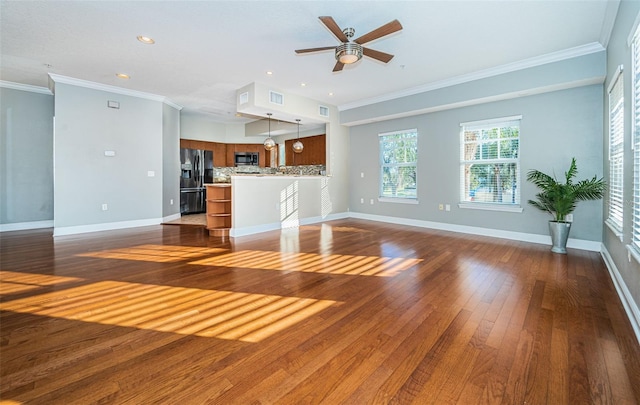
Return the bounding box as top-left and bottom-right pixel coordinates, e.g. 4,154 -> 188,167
0,0 -> 617,124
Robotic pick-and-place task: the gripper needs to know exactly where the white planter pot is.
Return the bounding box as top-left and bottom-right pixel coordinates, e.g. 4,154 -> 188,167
549,221 -> 571,254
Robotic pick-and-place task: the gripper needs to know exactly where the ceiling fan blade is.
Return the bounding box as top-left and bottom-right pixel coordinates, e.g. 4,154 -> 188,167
319,16 -> 348,42
295,46 -> 335,54
362,47 -> 394,63
354,19 -> 402,45
333,61 -> 345,72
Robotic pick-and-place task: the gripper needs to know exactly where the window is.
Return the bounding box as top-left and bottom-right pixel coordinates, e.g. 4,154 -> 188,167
319,105 -> 329,117
607,66 -> 624,237
631,23 -> 640,257
460,116 -> 521,209
269,90 -> 284,106
379,129 -> 417,200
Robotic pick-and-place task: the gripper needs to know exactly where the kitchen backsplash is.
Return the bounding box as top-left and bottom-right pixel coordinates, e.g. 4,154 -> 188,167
213,165 -> 326,177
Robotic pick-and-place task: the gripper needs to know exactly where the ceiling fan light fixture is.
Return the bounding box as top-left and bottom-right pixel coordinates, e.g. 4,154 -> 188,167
336,43 -> 362,64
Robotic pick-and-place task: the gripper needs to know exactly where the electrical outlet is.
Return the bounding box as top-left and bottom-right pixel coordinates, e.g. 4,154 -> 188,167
102,203 -> 108,211
438,204 -> 444,211
360,198 -> 364,204
170,199 -> 174,205
370,199 -> 374,205
360,172 -> 364,178
445,204 -> 451,211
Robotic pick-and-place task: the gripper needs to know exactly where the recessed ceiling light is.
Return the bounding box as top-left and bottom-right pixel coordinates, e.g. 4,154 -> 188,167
137,35 -> 155,44
301,83 -> 306,87
266,71 -> 273,75
116,73 -> 130,79
328,92 -> 334,96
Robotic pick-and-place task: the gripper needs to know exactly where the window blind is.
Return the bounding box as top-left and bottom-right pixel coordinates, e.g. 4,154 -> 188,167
459,117 -> 521,205
632,25 -> 640,252
607,67 -> 624,235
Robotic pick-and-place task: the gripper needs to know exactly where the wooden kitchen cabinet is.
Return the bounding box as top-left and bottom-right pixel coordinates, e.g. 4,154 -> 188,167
206,184 -> 232,237
212,143 -> 226,167
181,139 -> 270,167
226,143 -> 267,167
180,139 -> 227,167
285,134 -> 326,166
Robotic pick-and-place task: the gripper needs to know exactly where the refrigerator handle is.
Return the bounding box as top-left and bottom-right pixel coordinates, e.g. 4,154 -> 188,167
194,153 -> 201,187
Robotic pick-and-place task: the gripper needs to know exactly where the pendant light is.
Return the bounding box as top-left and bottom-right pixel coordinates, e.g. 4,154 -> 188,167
263,113 -> 276,151
292,119 -> 304,154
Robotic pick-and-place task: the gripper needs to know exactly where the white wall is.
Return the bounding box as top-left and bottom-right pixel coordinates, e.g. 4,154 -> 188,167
0,86 -> 54,229
53,82 -> 164,234
180,112 -> 259,144
349,85 -> 603,242
162,103 -> 181,218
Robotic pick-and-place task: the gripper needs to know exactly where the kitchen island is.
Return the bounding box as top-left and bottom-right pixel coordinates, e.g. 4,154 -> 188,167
206,174 -> 341,238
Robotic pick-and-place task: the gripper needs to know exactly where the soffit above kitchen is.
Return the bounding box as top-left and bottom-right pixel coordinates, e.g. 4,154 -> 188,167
0,1 -> 618,124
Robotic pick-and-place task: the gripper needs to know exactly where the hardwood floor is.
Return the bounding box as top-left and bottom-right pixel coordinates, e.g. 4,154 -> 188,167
1,219 -> 639,404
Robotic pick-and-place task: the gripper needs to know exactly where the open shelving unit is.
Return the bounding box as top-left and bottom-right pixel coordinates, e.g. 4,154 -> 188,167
205,184 -> 231,237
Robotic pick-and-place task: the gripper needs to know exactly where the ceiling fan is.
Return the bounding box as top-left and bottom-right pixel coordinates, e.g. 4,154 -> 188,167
295,16 -> 402,72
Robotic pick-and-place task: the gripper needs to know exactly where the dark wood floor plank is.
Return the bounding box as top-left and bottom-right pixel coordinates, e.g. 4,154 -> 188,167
1,220 -> 638,404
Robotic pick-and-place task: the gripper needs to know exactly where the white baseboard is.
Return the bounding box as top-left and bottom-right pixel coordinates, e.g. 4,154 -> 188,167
162,213 -> 182,223
5,212 -> 601,253
600,246 -> 640,346
0,220 -> 54,232
348,211 -> 601,252
53,218 -> 162,236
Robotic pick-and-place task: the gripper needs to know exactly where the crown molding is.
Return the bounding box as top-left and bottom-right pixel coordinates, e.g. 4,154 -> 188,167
0,80 -> 52,95
48,74 -> 182,110
339,42 -> 606,112
599,0 -> 620,48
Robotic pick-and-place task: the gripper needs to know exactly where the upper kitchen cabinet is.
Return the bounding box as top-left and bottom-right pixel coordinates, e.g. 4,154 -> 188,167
285,134 -> 326,166
180,139 -> 226,167
212,143 -> 226,167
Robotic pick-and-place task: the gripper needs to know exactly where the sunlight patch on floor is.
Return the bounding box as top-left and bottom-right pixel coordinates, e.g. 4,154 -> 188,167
190,250 -> 423,277
0,271 -> 83,295
0,280 -> 337,343
77,244 -> 228,263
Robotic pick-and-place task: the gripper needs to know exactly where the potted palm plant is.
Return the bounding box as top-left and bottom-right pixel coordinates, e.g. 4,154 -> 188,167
527,158 -> 605,254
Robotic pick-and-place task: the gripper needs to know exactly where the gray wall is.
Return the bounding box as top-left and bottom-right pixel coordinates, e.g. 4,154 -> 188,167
53,83 -> 163,232
162,103 -> 180,218
602,0 -> 640,331
349,85 -> 604,241
0,87 -> 53,226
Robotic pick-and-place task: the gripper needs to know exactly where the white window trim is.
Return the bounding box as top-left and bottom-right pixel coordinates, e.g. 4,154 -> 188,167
379,197 -> 418,204
379,129 -> 418,201
458,202 -> 523,213
626,244 -> 640,264
459,116 -> 522,210
628,21 -> 640,260
606,65 -> 624,235
627,11 -> 640,47
606,219 -> 624,241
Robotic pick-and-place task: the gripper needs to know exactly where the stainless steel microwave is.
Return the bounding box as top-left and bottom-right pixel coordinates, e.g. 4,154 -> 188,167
235,152 -> 259,166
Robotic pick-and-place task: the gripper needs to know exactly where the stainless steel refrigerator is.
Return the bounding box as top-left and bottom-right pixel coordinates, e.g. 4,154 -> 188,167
180,148 -> 213,214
